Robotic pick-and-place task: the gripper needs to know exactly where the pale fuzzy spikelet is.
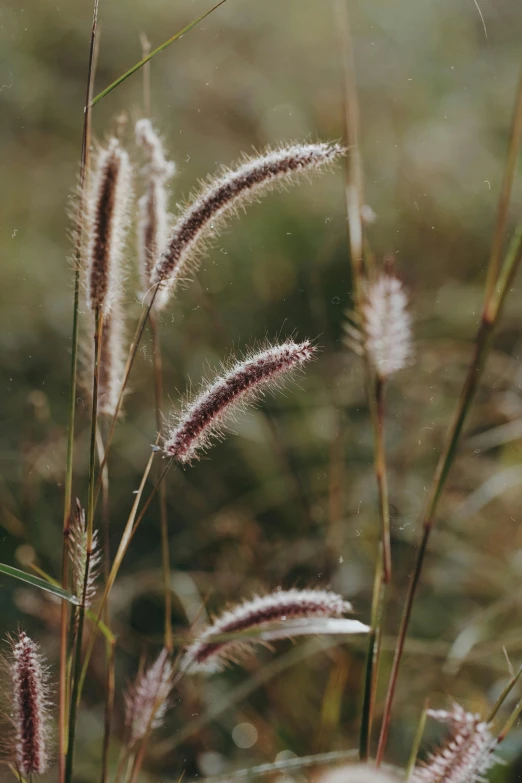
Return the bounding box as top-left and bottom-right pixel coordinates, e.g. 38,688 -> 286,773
164,340 -> 316,464
411,704 -> 497,783
135,119 -> 176,290
69,499 -> 101,607
124,648 -> 173,744
346,272 -> 413,379
181,588 -> 353,674
97,300 -> 126,417
151,141 -> 345,308
9,631 -> 50,776
317,765 -> 398,783
85,138 -> 132,315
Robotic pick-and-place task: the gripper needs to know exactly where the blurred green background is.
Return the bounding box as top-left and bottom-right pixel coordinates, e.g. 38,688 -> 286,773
2,0 -> 522,780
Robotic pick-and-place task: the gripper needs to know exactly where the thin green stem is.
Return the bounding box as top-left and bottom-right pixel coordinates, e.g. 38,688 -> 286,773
488,663 -> 522,722
91,0 -> 230,107
375,378 -> 391,582
359,378 -> 390,758
359,550 -> 384,760
497,692 -> 522,743
65,310 -> 102,783
405,700 -> 429,780
484,72 -> 522,305
65,551 -> 92,783
150,314 -> 173,652
59,3 -> 99,778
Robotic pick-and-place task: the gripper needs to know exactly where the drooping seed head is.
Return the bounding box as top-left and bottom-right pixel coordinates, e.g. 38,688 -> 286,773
135,119 -> 176,290
9,631 -> 51,777
151,141 -> 345,308
68,499 -> 101,607
164,339 -> 316,464
345,271 -> 413,379
124,648 -> 173,745
411,704 -> 497,783
85,138 -> 132,315
181,588 -> 355,673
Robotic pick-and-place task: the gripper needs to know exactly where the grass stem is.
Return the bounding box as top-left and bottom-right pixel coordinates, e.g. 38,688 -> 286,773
376,227 -> 522,765
59,3 -> 99,778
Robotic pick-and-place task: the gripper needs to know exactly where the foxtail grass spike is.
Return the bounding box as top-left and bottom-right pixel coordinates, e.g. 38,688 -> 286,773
181,588 -> 354,673
124,648 -> 173,745
85,138 -> 132,315
135,119 -> 176,290
151,141 -> 345,308
410,704 -> 497,783
69,499 -> 101,607
97,301 -> 127,417
346,270 -> 413,379
164,339 -> 315,463
9,631 -> 50,777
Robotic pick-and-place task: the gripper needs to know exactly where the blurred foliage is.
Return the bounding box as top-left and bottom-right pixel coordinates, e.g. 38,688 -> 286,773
1,0 -> 522,781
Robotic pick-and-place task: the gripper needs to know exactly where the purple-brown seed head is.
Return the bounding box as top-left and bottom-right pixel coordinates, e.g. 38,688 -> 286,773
181,588 -> 354,673
85,138 -> 132,315
150,141 -> 345,308
164,340 -> 316,464
9,631 -> 50,777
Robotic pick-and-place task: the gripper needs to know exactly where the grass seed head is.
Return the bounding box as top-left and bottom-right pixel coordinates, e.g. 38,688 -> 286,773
85,137 -> 132,315
181,587 -> 353,673
164,339 -> 316,464
151,141 -> 345,308
9,631 -> 51,777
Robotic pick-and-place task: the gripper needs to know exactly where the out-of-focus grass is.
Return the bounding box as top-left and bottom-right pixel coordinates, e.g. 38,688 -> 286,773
1,0 -> 522,780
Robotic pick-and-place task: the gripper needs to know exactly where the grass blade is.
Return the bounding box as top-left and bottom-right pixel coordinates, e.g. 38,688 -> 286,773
91,0 -> 230,107
0,563 -> 80,605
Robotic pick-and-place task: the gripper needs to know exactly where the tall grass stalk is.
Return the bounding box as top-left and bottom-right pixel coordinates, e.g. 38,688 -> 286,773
335,0 -> 392,757
65,310 -> 103,783
150,314 -> 173,651
376,222 -> 522,764
59,3 -> 99,780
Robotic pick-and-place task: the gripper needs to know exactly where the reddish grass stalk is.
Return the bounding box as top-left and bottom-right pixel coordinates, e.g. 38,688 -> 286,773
376,226 -> 522,765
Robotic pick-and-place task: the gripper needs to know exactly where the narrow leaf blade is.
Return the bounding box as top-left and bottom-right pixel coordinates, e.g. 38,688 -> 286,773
91,0 -> 230,106
0,563 -> 80,605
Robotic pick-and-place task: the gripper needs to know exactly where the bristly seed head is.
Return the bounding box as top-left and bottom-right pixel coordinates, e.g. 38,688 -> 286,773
9,631 -> 50,777
164,339 -> 316,464
345,270 -> 413,379
97,301 -> 126,418
124,648 -> 173,745
411,703 -> 497,783
85,137 -> 132,315
181,588 -> 353,674
135,119 -> 176,290
150,141 -> 345,308
69,499 -> 101,607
